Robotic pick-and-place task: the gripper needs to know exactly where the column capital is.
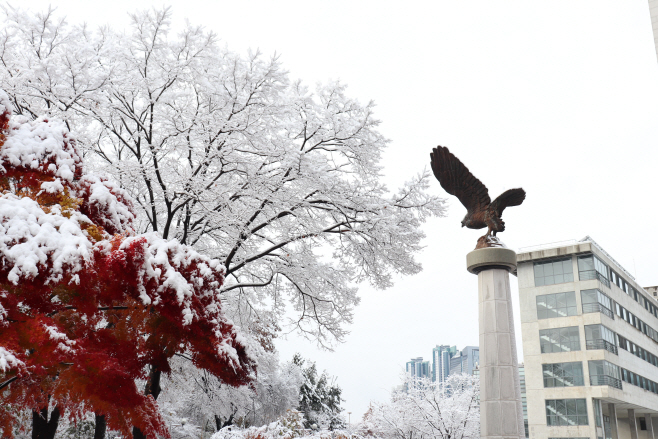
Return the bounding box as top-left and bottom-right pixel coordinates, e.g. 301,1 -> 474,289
466,246 -> 517,274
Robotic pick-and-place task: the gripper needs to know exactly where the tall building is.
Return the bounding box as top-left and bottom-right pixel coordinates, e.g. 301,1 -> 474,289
448,346 -> 480,376
518,236 -> 658,438
406,357 -> 430,380
519,364 -> 529,438
432,345 -> 456,382
649,0 -> 658,61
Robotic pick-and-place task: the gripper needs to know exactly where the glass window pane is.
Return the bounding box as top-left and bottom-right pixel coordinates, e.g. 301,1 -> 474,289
567,292 -> 576,307
566,399 -> 577,415
563,259 -> 572,273
535,264 -> 544,278
554,261 -> 563,275
544,263 -> 554,276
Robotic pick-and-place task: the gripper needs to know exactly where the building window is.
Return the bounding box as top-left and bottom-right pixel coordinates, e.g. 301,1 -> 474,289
537,292 -> 577,319
546,399 -> 588,426
577,254 -> 609,287
540,327 -> 580,353
588,360 -> 622,389
584,324 -> 617,355
621,368 -> 658,395
534,258 -> 573,286
542,362 -> 584,387
580,289 -> 613,319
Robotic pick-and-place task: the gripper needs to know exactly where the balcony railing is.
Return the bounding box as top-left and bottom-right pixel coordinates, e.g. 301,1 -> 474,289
586,339 -> 618,355
582,303 -> 614,320
590,375 -> 622,390
580,270 -> 611,288
597,273 -> 611,288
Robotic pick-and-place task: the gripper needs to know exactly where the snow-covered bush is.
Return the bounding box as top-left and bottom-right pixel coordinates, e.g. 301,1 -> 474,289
359,374 -> 479,439
211,410 -> 356,439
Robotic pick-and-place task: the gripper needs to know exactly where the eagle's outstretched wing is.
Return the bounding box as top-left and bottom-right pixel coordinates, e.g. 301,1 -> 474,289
490,188 -> 526,217
430,146 -> 490,214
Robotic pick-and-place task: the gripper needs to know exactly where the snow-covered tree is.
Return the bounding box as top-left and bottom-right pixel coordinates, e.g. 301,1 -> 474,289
0,90 -> 254,439
158,349 -> 303,435
360,374 -> 479,439
294,355 -> 345,431
0,6 -> 445,345
0,8 -> 446,436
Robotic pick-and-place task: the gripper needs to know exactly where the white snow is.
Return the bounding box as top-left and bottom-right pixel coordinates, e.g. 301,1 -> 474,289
1,116 -> 81,182
0,194 -> 94,283
0,89 -> 11,116
78,175 -> 134,233
0,347 -> 23,372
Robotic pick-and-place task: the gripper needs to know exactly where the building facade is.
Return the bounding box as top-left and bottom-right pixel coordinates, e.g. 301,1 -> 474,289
432,345 -> 456,383
448,346 -> 480,377
518,237 -> 658,439
520,363 -> 529,438
406,357 -> 431,380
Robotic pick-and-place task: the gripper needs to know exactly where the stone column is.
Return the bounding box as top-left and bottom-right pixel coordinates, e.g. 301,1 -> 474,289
647,414 -> 655,439
607,403 -> 619,439
629,409 -> 638,439
467,247 -> 524,439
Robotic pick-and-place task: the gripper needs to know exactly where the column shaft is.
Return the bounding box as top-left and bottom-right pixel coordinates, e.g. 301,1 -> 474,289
647,414 -> 655,439
629,409 -> 638,439
607,403 -> 619,439
478,268 -> 524,439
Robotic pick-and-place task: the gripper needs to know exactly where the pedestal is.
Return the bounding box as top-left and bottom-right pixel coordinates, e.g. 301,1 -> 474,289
467,247 -> 524,439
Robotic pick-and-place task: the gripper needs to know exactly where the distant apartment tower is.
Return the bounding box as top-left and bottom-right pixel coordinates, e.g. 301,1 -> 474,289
518,236 -> 658,438
432,345 -> 456,382
448,346 -> 480,377
406,357 -> 430,380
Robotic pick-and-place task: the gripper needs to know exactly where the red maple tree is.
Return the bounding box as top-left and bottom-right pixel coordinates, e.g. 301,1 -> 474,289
0,90 -> 255,438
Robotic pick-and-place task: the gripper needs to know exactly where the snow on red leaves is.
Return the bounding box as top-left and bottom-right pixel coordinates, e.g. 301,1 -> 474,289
0,89 -> 255,438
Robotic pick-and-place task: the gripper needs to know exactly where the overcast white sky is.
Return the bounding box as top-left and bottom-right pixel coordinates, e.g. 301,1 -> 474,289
21,0 -> 658,422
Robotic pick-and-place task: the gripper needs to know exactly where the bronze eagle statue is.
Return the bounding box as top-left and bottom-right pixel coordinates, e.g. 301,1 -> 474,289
430,146 -> 525,248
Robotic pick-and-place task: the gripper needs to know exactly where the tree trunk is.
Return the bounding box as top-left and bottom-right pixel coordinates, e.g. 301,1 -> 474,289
144,365 -> 162,400
31,405 -> 61,439
94,413 -> 107,439
132,365 -> 162,439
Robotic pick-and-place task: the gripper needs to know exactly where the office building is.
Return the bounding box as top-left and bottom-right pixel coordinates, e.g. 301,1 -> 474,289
406,357 -> 430,380
448,346 -> 480,377
432,345 -> 456,383
518,236 -> 658,438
